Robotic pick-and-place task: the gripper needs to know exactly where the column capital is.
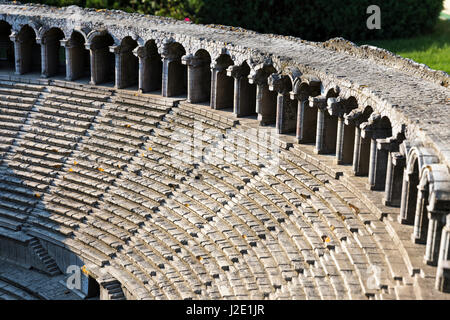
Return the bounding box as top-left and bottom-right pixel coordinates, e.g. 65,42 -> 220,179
377,137 -> 399,151
109,45 -> 121,54
290,90 -> 309,101
327,97 -> 344,117
133,45 -> 147,59
360,112 -> 383,139
181,53 -> 203,67
248,69 -> 270,86
226,64 -> 247,79
159,38 -> 184,60
267,73 -> 291,94
9,31 -> 18,42
427,210 -> 448,222
308,95 -> 327,109
210,60 -> 228,72
391,152 -> 406,166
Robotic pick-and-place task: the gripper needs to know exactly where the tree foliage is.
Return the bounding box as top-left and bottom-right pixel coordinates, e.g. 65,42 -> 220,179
20,0 -> 444,41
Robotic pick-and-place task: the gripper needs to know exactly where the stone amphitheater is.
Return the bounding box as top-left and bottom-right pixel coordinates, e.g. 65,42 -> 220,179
0,1 -> 449,300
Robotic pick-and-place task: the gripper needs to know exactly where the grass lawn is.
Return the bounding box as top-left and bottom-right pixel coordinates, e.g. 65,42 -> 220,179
358,19 -> 450,74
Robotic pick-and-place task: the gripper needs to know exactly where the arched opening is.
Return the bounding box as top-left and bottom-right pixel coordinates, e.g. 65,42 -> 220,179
368,116 -> 392,190
384,151 -> 406,207
353,106 -> 373,176
338,97 -> 358,164
269,73 -> 295,134
139,39 -> 162,93
89,32 -> 115,85
66,31 -> 90,81
295,82 -> 318,144
400,158 -> 420,225
116,36 -> 138,89
185,49 -> 211,103
211,54 -> 234,110
229,61 -> 256,117
41,27 -> 65,77
320,89 -> 339,154
162,41 -> 186,97
414,180 -> 430,244
16,25 -> 41,74
86,276 -> 100,299
0,21 -> 14,70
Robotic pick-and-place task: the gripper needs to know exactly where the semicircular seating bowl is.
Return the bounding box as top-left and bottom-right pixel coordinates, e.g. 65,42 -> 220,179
0,2 -> 449,300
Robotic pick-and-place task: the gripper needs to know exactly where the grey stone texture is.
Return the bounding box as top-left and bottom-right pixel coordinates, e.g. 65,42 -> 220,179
0,2 -> 448,300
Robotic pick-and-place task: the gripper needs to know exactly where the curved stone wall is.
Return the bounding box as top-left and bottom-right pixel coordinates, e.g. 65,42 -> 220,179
0,2 -> 449,299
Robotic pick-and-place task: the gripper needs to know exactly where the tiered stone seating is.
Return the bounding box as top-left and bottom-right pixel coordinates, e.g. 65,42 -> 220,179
0,81 -> 40,231
0,279 -> 40,300
0,80 -> 444,300
0,259 -> 80,300
218,122 -> 415,299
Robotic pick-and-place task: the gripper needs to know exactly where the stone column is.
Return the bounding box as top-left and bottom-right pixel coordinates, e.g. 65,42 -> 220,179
39,34 -> 62,78
161,52 -> 185,97
134,45 -> 162,93
436,216 -> 450,292
227,65 -> 255,117
85,43 -> 98,85
268,73 -> 296,134
399,168 -> 416,224
367,139 -> 391,191
182,54 -> 210,103
60,39 -> 73,80
110,45 -> 125,89
210,61 -> 233,110
37,37 -> 48,77
309,96 -> 327,154
425,211 -> 446,265
290,93 -> 310,143
352,125 -> 362,174
384,152 -> 405,207
10,32 -> 24,75
134,46 -> 147,92
61,37 -> 87,81
335,116 -> 345,162
412,183 -> 429,244
249,70 -> 276,126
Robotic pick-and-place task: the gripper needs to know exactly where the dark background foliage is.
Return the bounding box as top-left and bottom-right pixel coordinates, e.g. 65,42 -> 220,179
20,0 -> 444,41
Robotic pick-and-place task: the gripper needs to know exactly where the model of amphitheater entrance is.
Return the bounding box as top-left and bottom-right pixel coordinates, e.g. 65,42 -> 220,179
0,2 -> 449,300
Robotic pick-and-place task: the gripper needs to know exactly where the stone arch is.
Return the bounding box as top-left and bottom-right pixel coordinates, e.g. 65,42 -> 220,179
334,96 -> 359,164
248,60 -> 277,126
136,39 -> 162,93
226,60 -> 256,117
399,145 -> 440,225
317,88 -> 340,154
0,21 -> 14,70
383,140 -> 409,207
364,115 -> 393,190
292,75 -> 321,143
161,40 -> 187,97
63,30 -> 90,81
269,69 -> 297,134
86,30 -> 115,85
183,48 -> 212,103
40,27 -> 65,77
414,164 -> 450,266
211,53 -> 234,110
346,105 -> 373,176
15,25 -> 41,74
114,36 -> 139,89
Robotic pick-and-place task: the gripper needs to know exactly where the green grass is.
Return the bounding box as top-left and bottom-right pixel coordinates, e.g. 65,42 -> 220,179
358,19 -> 450,74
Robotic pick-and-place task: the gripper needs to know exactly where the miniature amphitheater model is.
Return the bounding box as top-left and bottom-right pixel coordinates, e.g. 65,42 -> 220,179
0,2 -> 449,300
